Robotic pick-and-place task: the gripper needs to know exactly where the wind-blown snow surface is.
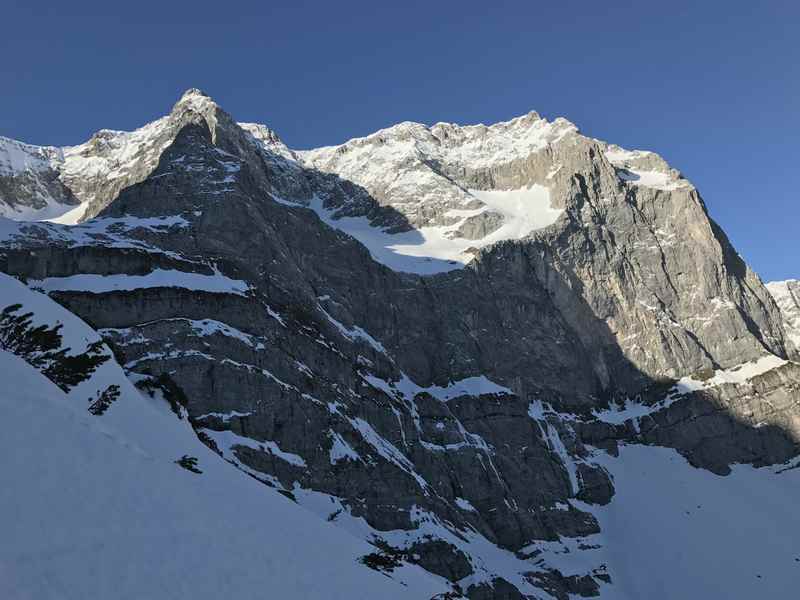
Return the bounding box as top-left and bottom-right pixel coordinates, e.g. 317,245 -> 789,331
575,444 -> 800,599
0,274 -> 448,600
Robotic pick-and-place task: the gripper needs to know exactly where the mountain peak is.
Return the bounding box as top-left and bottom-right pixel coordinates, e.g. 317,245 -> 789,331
173,88 -> 220,117
179,87 -> 212,101
431,108 -> 544,132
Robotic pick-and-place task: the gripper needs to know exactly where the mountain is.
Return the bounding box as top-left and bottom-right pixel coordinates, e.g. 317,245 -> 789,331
1,89 -> 798,600
1,90 -> 249,224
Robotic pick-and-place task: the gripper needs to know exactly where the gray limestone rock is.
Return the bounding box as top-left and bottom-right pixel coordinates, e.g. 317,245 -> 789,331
767,279 -> 800,356
1,89 -> 798,599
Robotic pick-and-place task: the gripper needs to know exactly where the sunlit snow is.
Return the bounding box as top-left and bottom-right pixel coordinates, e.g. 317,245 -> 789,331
617,168 -> 688,191
283,185 -> 562,275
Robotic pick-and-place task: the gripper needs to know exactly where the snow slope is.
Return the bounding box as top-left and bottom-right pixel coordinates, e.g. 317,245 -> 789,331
580,444 -> 800,599
0,273 -> 449,600
289,438 -> 800,599
0,197 -> 80,223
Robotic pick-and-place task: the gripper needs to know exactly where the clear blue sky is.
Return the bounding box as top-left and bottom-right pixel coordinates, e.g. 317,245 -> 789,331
3,1 -> 797,281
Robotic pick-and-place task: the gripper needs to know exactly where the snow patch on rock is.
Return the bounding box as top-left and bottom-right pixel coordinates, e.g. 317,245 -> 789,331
29,268 -> 250,296
285,185 -> 560,275
363,372 -> 512,402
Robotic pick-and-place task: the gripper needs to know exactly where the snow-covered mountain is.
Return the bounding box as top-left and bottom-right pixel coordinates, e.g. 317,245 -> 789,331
1,91 -> 243,224
293,112 -> 689,276
1,89 -> 799,599
0,123 -> 167,224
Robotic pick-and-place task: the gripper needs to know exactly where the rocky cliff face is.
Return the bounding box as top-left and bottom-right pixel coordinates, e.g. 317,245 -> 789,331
767,279 -> 800,356
297,111 -> 787,393
1,90 -> 798,599
0,271 -> 451,600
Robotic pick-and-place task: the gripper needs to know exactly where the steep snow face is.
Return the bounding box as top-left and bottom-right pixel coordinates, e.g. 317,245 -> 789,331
0,136 -> 62,175
767,280 -> 800,352
0,273 -> 449,600
0,193 -> 80,223
469,186 -> 563,237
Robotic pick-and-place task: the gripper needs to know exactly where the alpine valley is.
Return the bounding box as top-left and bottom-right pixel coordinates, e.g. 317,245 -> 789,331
1,89 -> 798,600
